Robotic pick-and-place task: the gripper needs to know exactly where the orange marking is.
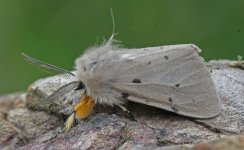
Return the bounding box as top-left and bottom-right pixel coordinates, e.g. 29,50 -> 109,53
75,95 -> 95,119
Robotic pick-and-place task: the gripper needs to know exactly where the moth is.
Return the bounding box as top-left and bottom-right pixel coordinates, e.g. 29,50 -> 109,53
22,10 -> 220,130
22,35 -> 221,130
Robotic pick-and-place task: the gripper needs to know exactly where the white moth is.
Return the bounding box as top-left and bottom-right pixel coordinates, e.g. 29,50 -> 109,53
22,38 -> 221,130
22,11 -> 221,130
75,36 -> 221,118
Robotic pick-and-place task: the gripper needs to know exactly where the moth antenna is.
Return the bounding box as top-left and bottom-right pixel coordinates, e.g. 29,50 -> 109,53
105,8 -> 117,47
39,81 -> 82,104
21,52 -> 75,78
110,8 -> 115,37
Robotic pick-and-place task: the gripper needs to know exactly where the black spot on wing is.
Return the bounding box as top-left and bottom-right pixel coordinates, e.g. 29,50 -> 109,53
164,56 -> 169,60
132,79 -> 142,83
168,97 -> 173,102
121,93 -> 129,99
175,84 -> 180,87
171,106 -> 179,113
147,61 -> 151,65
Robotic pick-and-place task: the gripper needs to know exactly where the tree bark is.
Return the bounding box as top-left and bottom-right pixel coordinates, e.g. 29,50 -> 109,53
0,60 -> 243,149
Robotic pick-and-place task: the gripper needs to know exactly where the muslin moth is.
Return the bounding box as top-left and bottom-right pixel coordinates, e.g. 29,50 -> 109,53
22,10 -> 220,130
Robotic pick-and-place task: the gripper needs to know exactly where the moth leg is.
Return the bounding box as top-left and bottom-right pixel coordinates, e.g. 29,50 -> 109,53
63,112 -> 75,131
64,93 -> 95,130
118,105 -> 136,121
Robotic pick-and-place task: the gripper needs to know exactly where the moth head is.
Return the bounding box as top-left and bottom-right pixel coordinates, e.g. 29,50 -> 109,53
75,40 -> 119,80
75,55 -> 98,73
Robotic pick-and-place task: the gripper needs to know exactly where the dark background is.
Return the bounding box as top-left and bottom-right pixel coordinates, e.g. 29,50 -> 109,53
0,0 -> 243,94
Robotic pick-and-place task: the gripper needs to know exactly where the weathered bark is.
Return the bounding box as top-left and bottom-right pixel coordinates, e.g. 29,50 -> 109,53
0,60 -> 243,150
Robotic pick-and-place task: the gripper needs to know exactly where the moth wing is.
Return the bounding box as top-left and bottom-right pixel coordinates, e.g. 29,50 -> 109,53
109,44 -> 220,118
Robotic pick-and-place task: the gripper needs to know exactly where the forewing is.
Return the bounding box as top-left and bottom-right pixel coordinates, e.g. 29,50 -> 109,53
109,44 -> 220,118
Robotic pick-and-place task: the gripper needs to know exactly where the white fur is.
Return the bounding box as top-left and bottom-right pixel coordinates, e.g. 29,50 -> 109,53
75,36 -> 125,106
75,35 -> 221,118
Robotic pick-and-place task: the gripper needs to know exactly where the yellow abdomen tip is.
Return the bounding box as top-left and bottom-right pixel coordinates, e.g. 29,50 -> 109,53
75,96 -> 95,119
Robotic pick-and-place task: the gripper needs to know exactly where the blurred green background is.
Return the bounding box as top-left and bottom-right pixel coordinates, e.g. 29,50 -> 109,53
0,0 -> 243,94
